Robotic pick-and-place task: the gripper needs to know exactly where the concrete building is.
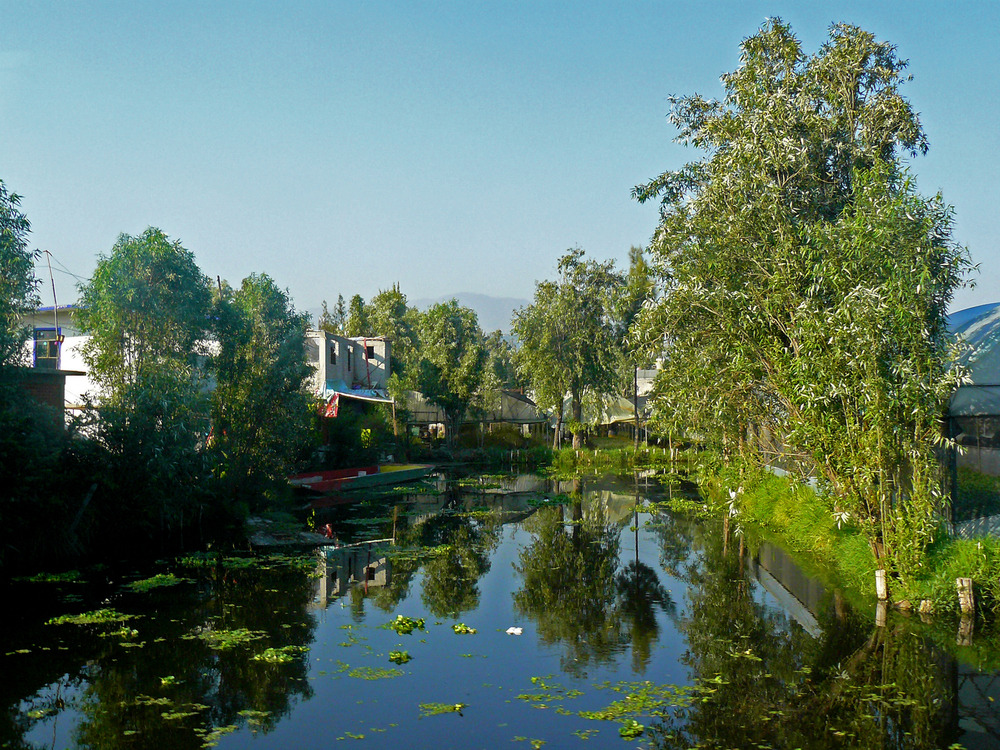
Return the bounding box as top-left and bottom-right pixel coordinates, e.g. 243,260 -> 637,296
304,330 -> 391,394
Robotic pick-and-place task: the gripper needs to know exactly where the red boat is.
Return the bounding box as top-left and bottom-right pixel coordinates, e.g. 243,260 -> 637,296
289,463 -> 435,495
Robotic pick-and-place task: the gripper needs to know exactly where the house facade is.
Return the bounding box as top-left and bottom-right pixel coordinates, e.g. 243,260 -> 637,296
304,330 -> 391,397
20,304 -> 89,410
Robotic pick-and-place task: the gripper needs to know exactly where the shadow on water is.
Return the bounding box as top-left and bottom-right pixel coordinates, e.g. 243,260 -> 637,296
2,469 -> 999,748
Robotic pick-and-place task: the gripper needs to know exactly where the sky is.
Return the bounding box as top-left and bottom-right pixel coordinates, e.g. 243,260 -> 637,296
2,1 -> 998,318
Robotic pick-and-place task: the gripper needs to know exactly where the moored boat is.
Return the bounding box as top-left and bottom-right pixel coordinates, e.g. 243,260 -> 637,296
289,463 -> 435,495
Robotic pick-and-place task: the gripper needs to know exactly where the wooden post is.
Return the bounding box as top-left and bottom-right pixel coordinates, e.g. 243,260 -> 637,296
875,600 -> 887,628
957,615 -> 974,647
875,569 -> 887,601
957,577 -> 975,615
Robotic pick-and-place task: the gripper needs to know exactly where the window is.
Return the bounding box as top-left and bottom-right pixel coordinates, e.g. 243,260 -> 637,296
347,349 -> 352,371
33,328 -> 60,369
329,344 -> 337,365
366,345 -> 375,360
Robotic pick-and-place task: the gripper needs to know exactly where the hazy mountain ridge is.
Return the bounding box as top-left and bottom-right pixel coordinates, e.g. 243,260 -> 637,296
410,292 -> 528,334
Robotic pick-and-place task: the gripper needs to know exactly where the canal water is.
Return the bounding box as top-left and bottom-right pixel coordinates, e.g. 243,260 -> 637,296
3,472 -> 999,749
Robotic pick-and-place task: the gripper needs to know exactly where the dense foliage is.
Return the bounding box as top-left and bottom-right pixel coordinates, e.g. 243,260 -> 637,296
633,21 -> 971,582
210,274 -> 314,509
513,249 -> 623,449
77,229 -> 214,541
414,300 -> 490,446
0,180 -> 37,368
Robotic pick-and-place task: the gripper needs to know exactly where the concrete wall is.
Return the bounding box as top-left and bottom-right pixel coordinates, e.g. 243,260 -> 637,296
306,330 -> 391,392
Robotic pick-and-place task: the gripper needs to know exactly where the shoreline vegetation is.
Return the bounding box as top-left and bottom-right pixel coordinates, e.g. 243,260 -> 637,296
540,443 -> 1000,617
3,20 -> 996,648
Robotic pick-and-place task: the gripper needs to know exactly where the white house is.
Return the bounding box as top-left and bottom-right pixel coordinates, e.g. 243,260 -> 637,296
21,304 -> 90,409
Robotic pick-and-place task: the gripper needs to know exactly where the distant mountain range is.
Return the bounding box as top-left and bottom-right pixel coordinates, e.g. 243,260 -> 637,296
305,292 -> 528,336
410,292 -> 528,334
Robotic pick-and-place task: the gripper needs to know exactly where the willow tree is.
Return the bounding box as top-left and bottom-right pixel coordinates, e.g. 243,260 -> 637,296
513,249 -> 622,449
633,21 -> 970,582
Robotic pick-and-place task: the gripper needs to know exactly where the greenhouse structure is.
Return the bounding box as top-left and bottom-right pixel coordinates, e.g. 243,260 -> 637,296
947,302 -> 1000,523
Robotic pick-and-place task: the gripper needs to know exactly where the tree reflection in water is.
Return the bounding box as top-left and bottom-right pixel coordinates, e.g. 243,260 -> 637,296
5,474 -> 994,750
643,516 -> 966,749
71,559 -> 316,750
513,499 -> 626,674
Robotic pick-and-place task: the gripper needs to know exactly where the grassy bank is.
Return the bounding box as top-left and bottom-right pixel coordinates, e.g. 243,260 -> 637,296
548,444 -> 680,478
694,464 -> 1000,615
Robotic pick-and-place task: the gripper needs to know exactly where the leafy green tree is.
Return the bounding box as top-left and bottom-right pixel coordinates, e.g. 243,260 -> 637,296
317,299 -> 340,334
211,274 -> 314,508
617,246 -> 655,447
633,21 -> 970,582
513,249 -> 623,449
77,228 -> 213,540
484,329 -> 525,391
79,228 -> 212,396
0,180 -> 70,570
414,300 -> 488,447
0,179 -> 38,369
512,280 -> 570,449
345,294 -> 368,337
367,283 -> 419,376
334,294 -> 347,333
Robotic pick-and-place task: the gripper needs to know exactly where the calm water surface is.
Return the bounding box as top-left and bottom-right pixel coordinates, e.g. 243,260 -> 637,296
3,472 -> 999,749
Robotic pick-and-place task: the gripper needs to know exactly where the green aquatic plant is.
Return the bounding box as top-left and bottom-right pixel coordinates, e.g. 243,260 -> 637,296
132,695 -> 173,707
452,622 -> 477,634
194,724 -> 239,748
618,719 -> 644,739
99,626 -> 140,640
388,615 -> 426,635
47,608 -> 135,626
184,627 -> 265,650
348,666 -> 403,680
237,709 -> 272,727
16,570 -> 82,583
516,676 -> 584,707
161,709 -> 200,720
388,650 -> 411,664
252,645 -> 310,663
527,493 -> 572,507
127,573 -> 192,592
419,702 -> 466,717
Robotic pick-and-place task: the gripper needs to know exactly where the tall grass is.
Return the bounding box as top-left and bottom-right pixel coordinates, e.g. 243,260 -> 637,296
700,464 -> 1000,613
548,445 -> 680,478
700,468 -> 877,598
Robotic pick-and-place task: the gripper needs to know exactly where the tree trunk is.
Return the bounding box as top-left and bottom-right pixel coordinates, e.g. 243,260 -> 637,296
553,404 -> 563,451
633,366 -> 640,449
571,392 -> 583,450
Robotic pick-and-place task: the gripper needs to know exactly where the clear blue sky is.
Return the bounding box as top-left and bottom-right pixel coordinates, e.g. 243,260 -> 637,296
2,1 -> 997,315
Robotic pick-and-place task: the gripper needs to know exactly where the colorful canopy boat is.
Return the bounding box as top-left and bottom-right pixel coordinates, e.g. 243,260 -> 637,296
289,463 -> 435,495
